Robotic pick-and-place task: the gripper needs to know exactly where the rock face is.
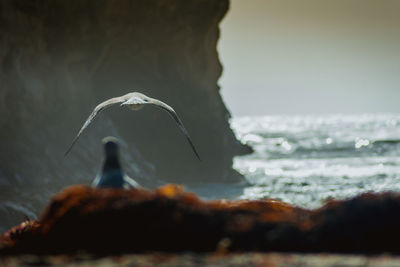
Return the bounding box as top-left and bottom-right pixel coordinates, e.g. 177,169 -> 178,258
0,1 -> 250,231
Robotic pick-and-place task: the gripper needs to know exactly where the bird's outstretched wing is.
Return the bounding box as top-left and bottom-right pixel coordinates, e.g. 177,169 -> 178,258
64,96 -> 125,156
148,98 -> 201,161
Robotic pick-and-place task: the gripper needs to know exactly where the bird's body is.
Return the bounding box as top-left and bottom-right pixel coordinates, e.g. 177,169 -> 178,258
93,137 -> 141,189
65,92 -> 200,160
92,170 -> 140,189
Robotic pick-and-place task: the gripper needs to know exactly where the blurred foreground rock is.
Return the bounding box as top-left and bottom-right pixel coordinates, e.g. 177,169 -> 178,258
2,185 -> 400,255
3,253 -> 400,267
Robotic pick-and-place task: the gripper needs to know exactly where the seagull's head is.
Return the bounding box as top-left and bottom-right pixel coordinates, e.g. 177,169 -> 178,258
121,95 -> 149,111
102,136 -> 120,158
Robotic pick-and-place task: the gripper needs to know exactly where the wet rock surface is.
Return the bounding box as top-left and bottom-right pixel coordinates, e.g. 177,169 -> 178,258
2,253 -> 400,267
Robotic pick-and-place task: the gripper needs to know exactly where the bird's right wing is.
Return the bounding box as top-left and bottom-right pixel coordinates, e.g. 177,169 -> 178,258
148,98 -> 201,161
123,175 -> 142,189
64,96 -> 125,156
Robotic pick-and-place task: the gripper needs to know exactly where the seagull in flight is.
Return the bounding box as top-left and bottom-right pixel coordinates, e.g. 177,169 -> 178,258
65,92 -> 200,160
92,136 -> 141,189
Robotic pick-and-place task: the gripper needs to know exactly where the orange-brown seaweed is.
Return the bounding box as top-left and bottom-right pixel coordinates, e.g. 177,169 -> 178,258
2,185 -> 400,255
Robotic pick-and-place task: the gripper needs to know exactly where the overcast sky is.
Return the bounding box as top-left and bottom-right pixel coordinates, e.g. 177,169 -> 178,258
218,0 -> 400,116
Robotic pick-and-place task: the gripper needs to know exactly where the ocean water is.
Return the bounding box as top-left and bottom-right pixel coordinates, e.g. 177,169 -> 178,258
229,113 -> 400,209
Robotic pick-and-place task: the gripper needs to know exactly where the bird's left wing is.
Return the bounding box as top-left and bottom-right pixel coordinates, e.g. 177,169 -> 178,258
148,98 -> 201,161
64,96 -> 125,156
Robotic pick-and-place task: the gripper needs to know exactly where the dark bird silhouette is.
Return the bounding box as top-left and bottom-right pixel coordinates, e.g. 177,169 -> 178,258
92,136 -> 141,189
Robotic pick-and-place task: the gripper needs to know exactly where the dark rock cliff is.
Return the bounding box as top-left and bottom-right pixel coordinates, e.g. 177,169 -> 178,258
0,0 -> 250,232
